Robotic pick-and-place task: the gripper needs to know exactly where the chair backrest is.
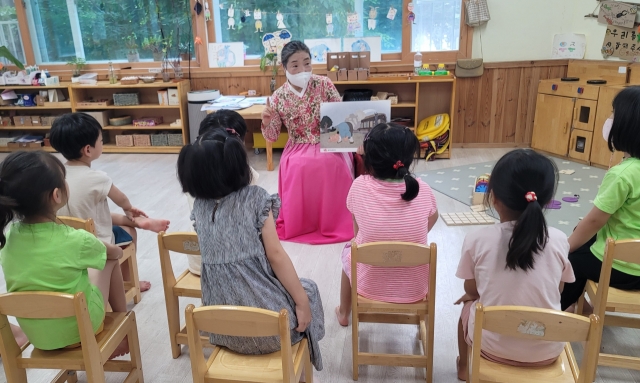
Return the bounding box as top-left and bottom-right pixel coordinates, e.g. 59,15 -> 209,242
157,232 -> 200,286
185,304 -> 295,383
595,238 -> 640,311
470,304 -> 600,383
0,292 -> 101,379
57,216 -> 96,235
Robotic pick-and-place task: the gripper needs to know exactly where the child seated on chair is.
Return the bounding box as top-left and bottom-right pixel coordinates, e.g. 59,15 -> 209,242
455,149 -> 575,381
177,128 -> 325,371
335,123 -> 439,326
561,86 -> 640,313
0,151 -> 129,357
50,113 -> 170,292
185,109 -> 260,275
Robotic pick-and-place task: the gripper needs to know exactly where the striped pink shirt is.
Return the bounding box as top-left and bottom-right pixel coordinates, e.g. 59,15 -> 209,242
344,175 -> 438,303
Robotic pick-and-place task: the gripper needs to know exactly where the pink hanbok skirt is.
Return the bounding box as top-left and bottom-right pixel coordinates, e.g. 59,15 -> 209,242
276,142 -> 353,244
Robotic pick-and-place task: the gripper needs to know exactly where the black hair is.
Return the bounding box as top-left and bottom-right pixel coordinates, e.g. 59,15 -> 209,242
198,109 -> 248,139
609,86 -> 640,158
487,149 -> 558,272
50,113 -> 102,160
281,40 -> 311,68
363,122 -> 420,201
0,151 -> 67,248
177,129 -> 251,200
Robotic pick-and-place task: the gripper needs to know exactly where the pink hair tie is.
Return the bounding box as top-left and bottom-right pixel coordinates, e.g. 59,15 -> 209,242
525,191 -> 537,203
393,161 -> 405,170
226,128 -> 239,137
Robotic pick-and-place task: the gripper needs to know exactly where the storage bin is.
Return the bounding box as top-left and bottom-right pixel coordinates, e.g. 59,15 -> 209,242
167,134 -> 183,146
133,134 -> 151,146
115,134 -> 134,147
151,133 -> 169,146
82,111 -> 111,127
113,92 -> 140,106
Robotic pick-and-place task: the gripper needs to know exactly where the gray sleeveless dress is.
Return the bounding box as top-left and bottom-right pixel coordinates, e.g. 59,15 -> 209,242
192,185 -> 325,370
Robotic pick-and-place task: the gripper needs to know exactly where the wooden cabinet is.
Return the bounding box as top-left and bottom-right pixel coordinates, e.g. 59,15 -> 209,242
568,129 -> 593,162
591,85 -> 624,168
572,99 -> 597,132
531,93 -> 574,156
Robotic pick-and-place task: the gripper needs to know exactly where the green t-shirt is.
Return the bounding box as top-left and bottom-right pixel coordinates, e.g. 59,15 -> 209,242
592,157 -> 640,276
0,222 -> 107,350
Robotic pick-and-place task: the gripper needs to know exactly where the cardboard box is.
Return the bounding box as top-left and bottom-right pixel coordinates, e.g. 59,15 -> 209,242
8,141 -> 42,149
168,88 -> 180,106
82,111 -> 111,127
349,53 -> 360,70
338,69 -> 348,81
13,116 -> 26,127
358,51 -> 371,69
327,71 -> 338,82
0,117 -> 11,126
30,116 -> 42,126
157,89 -> 169,106
347,70 -> 358,81
357,69 -> 369,81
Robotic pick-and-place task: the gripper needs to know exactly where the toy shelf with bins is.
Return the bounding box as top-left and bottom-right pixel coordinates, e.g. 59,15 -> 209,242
332,76 -> 456,159
0,80 -> 190,154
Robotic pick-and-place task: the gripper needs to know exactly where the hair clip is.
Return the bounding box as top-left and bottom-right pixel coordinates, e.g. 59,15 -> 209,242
393,161 -> 405,170
525,191 -> 537,203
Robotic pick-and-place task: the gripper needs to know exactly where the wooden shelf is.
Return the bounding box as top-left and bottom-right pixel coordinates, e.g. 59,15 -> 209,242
0,106 -> 72,110
72,81 -> 181,89
0,126 -> 51,130
102,144 -> 182,153
0,145 -> 54,153
391,103 -> 416,108
102,124 -> 182,131
334,76 -> 455,85
74,104 -> 180,110
0,83 -> 71,90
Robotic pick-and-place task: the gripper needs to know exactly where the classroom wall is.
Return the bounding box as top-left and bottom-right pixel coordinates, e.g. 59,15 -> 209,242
471,0 -> 626,62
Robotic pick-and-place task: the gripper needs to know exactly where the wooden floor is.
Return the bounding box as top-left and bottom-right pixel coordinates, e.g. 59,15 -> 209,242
0,148 -> 639,383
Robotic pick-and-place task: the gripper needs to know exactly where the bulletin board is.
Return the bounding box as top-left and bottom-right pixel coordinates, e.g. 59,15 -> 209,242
601,24 -> 640,60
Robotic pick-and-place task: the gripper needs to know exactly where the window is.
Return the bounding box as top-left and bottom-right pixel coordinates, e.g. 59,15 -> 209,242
411,0 -> 462,52
25,0 -> 193,64
212,0 -> 404,58
0,1 -> 25,65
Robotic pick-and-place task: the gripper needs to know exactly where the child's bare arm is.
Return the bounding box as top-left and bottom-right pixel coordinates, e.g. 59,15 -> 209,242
108,184 -> 148,219
455,279 -> 479,305
104,242 -> 123,260
568,206 -> 611,252
428,210 -> 439,232
261,211 -> 311,332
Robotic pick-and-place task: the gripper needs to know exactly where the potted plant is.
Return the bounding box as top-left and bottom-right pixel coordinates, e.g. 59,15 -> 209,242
142,35 -> 165,61
0,46 -> 23,71
260,52 -> 278,94
66,57 -> 86,81
124,33 -> 139,62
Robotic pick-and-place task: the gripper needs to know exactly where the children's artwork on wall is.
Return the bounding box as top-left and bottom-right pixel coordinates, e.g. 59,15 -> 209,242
326,14 -> 334,36
598,1 -> 637,29
320,100 -> 391,153
254,9 -> 263,33
368,7 -> 378,30
208,42 -> 244,68
204,1 -> 211,21
408,2 -> 415,24
387,6 -> 397,20
552,33 -> 586,59
305,38 -> 342,64
262,29 -> 292,64
601,25 -> 640,60
347,12 -> 361,36
344,36 -> 382,61
276,11 -> 286,29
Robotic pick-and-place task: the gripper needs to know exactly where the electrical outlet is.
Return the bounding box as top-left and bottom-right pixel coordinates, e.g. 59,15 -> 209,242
148,68 -> 162,73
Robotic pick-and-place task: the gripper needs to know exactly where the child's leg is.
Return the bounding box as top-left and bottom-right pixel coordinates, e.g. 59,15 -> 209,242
111,212 -> 169,233
11,323 -> 28,348
111,214 -> 151,292
89,260 -> 127,312
335,271 -> 351,327
457,317 -> 468,381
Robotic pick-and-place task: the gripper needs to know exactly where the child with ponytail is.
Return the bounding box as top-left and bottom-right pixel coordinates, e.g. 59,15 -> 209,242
177,129 -> 326,371
454,149 -> 575,381
335,123 -> 439,326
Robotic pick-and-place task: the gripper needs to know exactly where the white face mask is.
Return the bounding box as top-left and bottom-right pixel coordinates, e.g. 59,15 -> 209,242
286,70 -> 312,91
603,117 -> 613,142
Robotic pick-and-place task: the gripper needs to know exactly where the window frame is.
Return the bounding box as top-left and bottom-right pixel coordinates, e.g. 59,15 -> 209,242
10,0 -> 471,76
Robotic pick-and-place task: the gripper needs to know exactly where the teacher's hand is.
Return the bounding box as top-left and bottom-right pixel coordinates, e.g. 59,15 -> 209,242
262,97 -> 274,126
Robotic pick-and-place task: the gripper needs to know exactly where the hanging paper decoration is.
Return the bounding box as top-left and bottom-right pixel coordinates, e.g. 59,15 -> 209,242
387,6 -> 397,20
368,7 -> 378,30
219,3 -> 224,9
227,4 -> 235,30
194,0 -> 203,15
262,29 -> 292,64
347,12 -> 361,36
407,2 -> 415,24
276,11 -> 286,29
204,1 -> 211,21
254,9 -> 263,33
326,14 -> 334,36
244,9 -> 251,17
195,36 -> 203,45
241,9 -> 249,22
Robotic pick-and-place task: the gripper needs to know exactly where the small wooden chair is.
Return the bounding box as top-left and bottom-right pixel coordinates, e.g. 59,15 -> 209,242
0,291 -> 143,383
350,241 -> 437,383
157,232 -> 212,358
58,216 -> 141,304
576,238 -> 640,372
185,304 -> 313,383
468,304 -> 600,383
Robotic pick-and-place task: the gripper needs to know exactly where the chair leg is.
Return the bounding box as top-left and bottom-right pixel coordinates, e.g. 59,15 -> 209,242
127,247 -> 142,304
352,319 -> 359,381
576,291 -> 585,315
305,351 -> 313,383
421,317 -> 433,383
166,294 -> 181,358
127,313 -> 145,383
67,370 -> 78,383
466,345 -> 472,383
